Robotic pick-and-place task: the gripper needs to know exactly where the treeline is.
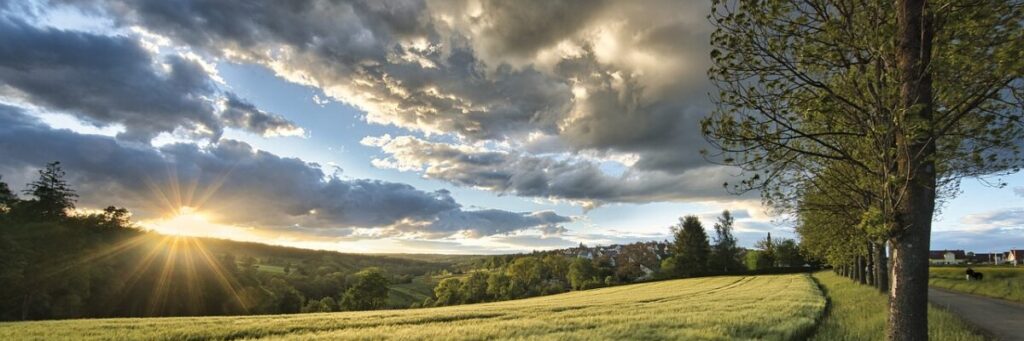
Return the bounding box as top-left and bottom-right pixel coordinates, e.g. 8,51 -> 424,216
0,163 -> 450,321
427,210 -> 813,307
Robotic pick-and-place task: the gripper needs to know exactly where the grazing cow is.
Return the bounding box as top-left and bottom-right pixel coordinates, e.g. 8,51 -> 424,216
965,268 -> 984,281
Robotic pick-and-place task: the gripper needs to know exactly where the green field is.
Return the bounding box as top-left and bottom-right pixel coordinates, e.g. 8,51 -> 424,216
929,266 -> 1024,303
811,272 -> 984,340
386,276 -> 437,307
0,274 -> 824,340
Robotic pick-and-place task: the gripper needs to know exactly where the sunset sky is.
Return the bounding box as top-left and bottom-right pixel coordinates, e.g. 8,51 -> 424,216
0,0 -> 1021,254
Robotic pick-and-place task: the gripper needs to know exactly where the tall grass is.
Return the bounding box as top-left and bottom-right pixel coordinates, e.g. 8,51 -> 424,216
929,266 -> 1024,303
0,274 -> 824,340
810,271 -> 985,341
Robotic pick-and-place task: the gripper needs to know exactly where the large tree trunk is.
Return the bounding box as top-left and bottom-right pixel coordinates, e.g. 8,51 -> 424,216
866,244 -> 875,287
889,0 -> 935,340
857,256 -> 866,284
875,241 -> 889,293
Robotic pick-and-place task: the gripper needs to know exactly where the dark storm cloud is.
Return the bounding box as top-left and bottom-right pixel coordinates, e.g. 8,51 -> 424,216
220,94 -> 304,137
452,0 -> 609,60
364,135 -> 743,207
0,105 -> 569,237
57,0 -> 726,202
0,15 -> 301,142
65,0 -> 572,140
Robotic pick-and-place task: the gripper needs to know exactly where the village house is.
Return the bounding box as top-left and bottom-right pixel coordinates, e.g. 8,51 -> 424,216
1007,250 -> 1024,266
928,250 -> 967,265
930,249 -> 1023,265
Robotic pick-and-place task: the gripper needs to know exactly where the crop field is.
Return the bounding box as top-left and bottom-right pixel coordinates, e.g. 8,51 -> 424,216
929,266 -> 1024,303
0,274 -> 824,340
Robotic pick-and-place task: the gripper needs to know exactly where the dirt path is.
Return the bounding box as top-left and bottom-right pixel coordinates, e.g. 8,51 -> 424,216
929,287 -> 1024,341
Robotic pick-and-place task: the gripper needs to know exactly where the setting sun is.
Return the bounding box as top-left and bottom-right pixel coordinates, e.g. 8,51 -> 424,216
146,207 -> 218,237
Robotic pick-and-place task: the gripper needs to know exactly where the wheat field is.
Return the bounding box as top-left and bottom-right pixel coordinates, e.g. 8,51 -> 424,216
0,274 -> 825,340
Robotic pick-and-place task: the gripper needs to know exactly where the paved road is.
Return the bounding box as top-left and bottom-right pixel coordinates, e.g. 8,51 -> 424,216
929,287 -> 1024,341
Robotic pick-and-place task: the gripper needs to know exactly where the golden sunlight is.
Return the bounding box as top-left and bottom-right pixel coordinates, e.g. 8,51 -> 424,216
147,206 -> 215,236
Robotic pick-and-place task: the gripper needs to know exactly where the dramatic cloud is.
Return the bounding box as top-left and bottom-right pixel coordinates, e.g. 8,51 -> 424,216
0,105 -> 569,238
60,0 -> 722,203
0,15 -> 302,142
932,228 -> 1024,252
959,207 -> 1024,232
362,135 -> 743,207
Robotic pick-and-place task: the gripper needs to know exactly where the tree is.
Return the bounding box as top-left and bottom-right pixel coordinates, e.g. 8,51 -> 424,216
24,162 -> 77,219
485,272 -> 512,300
773,239 -> 803,267
703,1 -> 1023,338
265,278 -> 303,313
340,267 -> 388,310
709,210 -> 742,273
0,176 -> 15,213
745,250 -> 772,271
507,257 -> 544,296
567,258 -> 597,290
319,296 -> 338,312
754,233 -> 776,268
668,216 -> 711,277
433,278 -> 464,306
614,243 -> 660,281
462,272 -> 489,303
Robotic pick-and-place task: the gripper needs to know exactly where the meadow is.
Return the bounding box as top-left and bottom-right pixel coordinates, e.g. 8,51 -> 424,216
929,266 -> 1024,303
811,272 -> 985,340
0,274 -> 824,340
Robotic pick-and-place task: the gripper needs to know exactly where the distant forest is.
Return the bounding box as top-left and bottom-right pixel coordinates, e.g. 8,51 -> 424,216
426,213 -> 817,308
0,162 -> 463,321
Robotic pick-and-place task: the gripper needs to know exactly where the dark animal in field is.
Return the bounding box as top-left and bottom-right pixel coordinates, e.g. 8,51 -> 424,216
965,268 -> 984,281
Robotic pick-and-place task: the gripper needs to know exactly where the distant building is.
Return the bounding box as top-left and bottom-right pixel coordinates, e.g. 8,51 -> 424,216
929,250 -> 967,265
1008,250 -> 1024,266
968,252 -> 1004,264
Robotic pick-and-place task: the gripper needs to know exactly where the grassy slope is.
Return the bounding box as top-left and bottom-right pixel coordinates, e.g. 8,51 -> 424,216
929,266 -> 1024,303
0,274 -> 824,340
386,276 -> 436,307
811,272 -> 985,341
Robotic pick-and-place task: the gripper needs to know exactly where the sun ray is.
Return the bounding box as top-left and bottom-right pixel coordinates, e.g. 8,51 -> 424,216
189,160 -> 239,212
179,237 -> 203,315
147,236 -> 181,315
118,236 -> 173,307
189,237 -> 251,313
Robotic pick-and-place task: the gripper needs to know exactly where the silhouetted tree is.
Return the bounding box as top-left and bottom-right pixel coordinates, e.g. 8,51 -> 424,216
0,176 -> 15,212
709,210 -> 742,273
667,216 -> 710,277
24,162 -> 77,219
755,233 -> 776,267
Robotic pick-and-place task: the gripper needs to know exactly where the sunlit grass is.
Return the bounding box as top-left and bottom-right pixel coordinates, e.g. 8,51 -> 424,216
0,274 -> 825,340
929,266 -> 1024,303
810,271 -> 985,341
